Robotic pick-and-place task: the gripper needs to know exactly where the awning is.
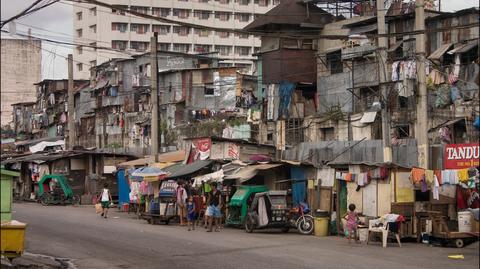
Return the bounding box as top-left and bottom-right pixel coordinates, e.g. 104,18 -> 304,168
29,140 -> 65,153
192,170 -> 224,187
348,24 -> 377,35
387,40 -> 403,53
224,163 -> 282,183
428,43 -> 453,60
447,40 -> 478,55
165,160 -> 213,179
360,111 -> 377,124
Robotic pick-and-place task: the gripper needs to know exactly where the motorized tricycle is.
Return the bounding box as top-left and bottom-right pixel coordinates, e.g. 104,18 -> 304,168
226,185 -> 269,227
37,174 -> 80,206
245,191 -> 314,235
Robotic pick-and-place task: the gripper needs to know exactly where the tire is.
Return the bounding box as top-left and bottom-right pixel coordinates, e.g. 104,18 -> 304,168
71,195 -> 80,206
245,216 -> 255,233
297,215 -> 314,235
40,194 -> 52,206
281,227 -> 290,233
455,238 -> 464,248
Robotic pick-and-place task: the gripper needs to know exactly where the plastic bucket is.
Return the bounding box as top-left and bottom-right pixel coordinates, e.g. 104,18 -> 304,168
458,211 -> 472,232
314,217 -> 329,236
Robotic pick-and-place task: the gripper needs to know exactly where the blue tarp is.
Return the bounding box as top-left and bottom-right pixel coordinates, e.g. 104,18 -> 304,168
290,166 -> 306,207
278,81 -> 295,118
117,169 -> 130,205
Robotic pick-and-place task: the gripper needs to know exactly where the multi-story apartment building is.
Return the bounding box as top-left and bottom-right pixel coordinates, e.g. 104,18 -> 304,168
73,0 -> 279,79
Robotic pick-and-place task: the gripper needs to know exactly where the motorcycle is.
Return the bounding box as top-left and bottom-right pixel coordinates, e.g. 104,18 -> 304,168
287,202 -> 314,235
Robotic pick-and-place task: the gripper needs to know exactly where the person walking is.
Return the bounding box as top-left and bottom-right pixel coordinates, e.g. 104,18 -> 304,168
344,203 -> 359,243
176,182 -> 187,226
206,182 -> 222,232
99,183 -> 112,219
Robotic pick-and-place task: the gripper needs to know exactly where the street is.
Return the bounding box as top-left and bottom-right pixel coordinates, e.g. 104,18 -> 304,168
13,203 -> 479,269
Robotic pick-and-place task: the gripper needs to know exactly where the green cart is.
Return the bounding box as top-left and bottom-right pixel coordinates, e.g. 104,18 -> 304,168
226,185 -> 268,227
37,174 -> 80,206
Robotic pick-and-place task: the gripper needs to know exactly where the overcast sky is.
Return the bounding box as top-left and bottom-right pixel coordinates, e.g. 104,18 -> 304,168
1,0 -> 479,79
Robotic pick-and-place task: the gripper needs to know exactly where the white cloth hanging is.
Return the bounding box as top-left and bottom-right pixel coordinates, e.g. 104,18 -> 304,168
258,196 -> 268,227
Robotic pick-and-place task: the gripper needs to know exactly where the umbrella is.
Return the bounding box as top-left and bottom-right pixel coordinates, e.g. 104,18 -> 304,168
131,166 -> 168,182
127,168 -> 143,182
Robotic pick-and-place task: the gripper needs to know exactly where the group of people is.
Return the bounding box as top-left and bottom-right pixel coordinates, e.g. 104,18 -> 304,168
176,181 -> 223,232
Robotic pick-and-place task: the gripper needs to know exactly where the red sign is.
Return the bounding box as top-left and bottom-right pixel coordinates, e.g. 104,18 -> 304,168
444,143 -> 480,169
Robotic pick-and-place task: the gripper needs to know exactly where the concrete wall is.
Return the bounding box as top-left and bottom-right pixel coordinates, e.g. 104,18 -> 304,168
1,38 -> 41,125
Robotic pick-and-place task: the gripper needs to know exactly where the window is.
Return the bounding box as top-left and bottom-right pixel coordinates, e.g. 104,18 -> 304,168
217,31 -> 230,38
76,29 -> 83,37
76,46 -> 83,54
152,25 -> 170,35
204,87 -> 215,95
237,0 -> 250,5
76,12 -> 82,20
235,46 -> 251,56
112,23 -> 128,32
254,0 -> 268,6
327,50 -> 343,74
395,125 -> 410,139
157,43 -> 170,51
173,26 -> 190,36
112,40 -> 127,50
112,5 -> 127,15
235,33 -> 249,39
77,63 -> 83,71
173,43 -> 190,53
89,24 -> 97,34
130,41 -> 149,51
319,127 -> 335,141
90,60 -> 97,67
89,7 -> 97,16
194,10 -> 210,20
194,44 -> 211,53
152,7 -> 170,17
235,13 -> 250,22
194,29 -> 211,37
199,0 -> 210,2
130,6 -> 149,14
173,9 -> 190,19
286,119 -> 304,146
131,24 -> 149,34
90,42 -> 97,52
215,11 -> 231,21
254,47 -> 260,54
215,45 -> 232,56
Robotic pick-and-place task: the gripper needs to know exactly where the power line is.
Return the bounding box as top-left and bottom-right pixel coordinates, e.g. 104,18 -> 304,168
1,0 -> 50,28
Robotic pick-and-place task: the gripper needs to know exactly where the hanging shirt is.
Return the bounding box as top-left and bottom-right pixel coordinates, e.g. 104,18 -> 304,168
410,167 -> 425,183
458,169 -> 469,183
425,170 -> 434,185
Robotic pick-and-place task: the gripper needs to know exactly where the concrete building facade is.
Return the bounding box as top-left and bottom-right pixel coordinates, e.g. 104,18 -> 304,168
0,38 -> 42,126
73,0 -> 279,79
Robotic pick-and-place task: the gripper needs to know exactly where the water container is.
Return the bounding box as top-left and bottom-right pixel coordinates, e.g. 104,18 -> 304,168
458,211 -> 472,232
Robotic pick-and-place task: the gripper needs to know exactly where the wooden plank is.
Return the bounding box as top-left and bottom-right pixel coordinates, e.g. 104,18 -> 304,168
319,187 -> 332,212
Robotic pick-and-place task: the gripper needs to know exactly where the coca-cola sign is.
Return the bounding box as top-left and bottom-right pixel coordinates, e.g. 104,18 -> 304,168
444,143 -> 480,169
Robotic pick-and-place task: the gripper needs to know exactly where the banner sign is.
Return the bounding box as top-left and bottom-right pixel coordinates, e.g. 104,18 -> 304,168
444,143 -> 480,169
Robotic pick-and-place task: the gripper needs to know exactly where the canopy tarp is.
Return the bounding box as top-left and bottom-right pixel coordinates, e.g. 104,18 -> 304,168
192,170 -> 224,187
165,160 -> 213,179
131,167 -> 167,182
116,150 -> 185,168
224,163 -> 282,183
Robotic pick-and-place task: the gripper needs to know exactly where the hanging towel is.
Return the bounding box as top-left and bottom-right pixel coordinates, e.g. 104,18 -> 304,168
357,173 -> 365,186
345,173 -> 352,182
450,170 -> 459,185
441,170 -> 450,184
258,196 -> 269,227
425,170 -> 434,184
458,169 -> 469,182
434,170 -> 442,185
410,167 -> 426,183
433,175 -> 440,200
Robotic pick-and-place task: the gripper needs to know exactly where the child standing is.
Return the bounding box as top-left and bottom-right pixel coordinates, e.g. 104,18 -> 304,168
186,196 -> 196,231
344,203 -> 359,243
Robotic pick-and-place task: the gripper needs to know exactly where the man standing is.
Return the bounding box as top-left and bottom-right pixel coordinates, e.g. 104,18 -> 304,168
206,182 -> 222,232
176,182 -> 187,226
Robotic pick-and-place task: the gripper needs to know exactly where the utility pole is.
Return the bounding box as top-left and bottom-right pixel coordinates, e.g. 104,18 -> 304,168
67,54 -> 75,150
415,0 -> 429,169
377,0 -> 391,162
151,33 -> 159,162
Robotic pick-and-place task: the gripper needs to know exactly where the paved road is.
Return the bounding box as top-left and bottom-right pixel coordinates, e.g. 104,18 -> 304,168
13,203 -> 479,269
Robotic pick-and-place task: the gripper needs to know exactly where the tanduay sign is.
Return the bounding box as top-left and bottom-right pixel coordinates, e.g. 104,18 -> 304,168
444,143 -> 480,169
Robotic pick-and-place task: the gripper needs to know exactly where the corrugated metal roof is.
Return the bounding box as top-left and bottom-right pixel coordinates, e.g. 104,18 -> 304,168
428,43 -> 453,60
447,39 -> 479,54
224,163 -> 282,182
165,160 -> 213,178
